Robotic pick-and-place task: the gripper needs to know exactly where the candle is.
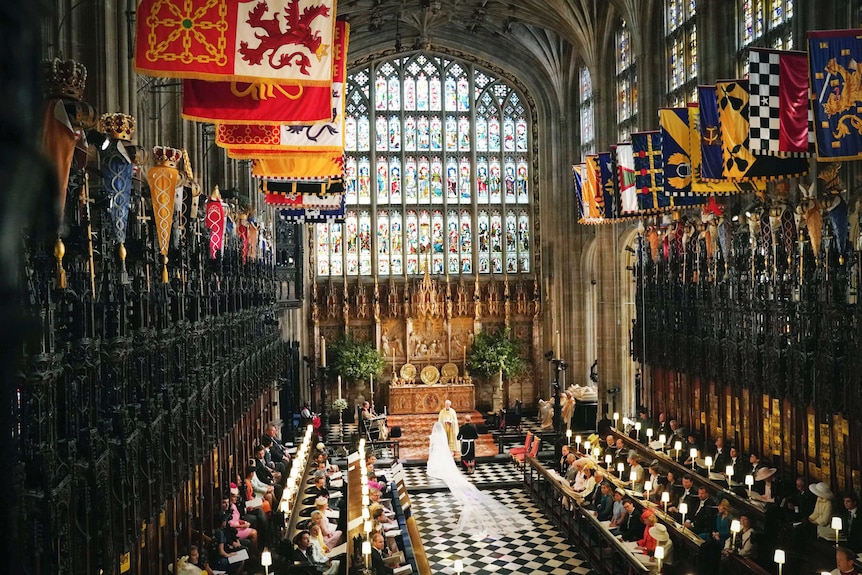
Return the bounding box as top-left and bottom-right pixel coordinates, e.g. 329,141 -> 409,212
605,454 -> 612,469
613,412 -> 619,427
705,456 -> 713,474
659,434 -> 666,448
566,429 -> 572,445
655,544 -> 664,572
674,441 -> 682,459
554,330 -> 561,358
661,490 -> 669,514
644,480 -> 652,498
320,337 -> 326,367
690,448 -> 698,470
338,375 -> 342,400
745,474 -> 754,498
647,428 -> 653,441
617,462 -> 625,476
370,373 -> 374,398
774,549 -> 785,575
726,465 -> 735,482
679,501 -> 688,527
362,541 -> 371,568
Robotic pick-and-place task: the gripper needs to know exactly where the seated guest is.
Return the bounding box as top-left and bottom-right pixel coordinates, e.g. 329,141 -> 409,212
573,466 -> 596,499
686,487 -> 716,535
309,523 -> 330,554
311,509 -> 343,549
753,467 -> 777,502
723,513 -> 756,558
315,496 -> 340,520
682,432 -> 702,467
725,446 -> 743,485
307,472 -> 332,501
563,454 -> 579,484
669,474 -> 697,515
595,483 -> 615,521
656,412 -> 670,437
832,546 -> 859,575
560,444 -> 572,474
370,531 -> 400,575
584,470 -> 605,505
626,452 -> 645,493
649,524 -> 673,565
253,444 -> 284,502
292,529 -> 339,575
369,488 -> 394,516
185,544 -> 214,575
259,435 -> 286,479
266,424 -> 292,467
809,482 -> 836,540
842,492 -> 862,552
665,419 -> 686,449
245,462 -> 276,512
700,498 -> 732,546
709,436 -> 729,472
210,511 -> 245,575
747,451 -> 763,491
782,476 -> 816,521
637,509 -> 659,554
609,488 -> 627,528
620,498 -> 645,542
225,489 -> 259,555
613,438 -> 629,469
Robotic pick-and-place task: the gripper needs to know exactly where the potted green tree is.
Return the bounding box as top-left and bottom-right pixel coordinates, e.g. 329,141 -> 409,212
330,334 -> 386,421
467,327 -> 525,411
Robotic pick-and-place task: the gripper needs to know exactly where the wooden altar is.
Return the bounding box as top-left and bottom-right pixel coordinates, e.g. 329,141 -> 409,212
389,383 -> 475,414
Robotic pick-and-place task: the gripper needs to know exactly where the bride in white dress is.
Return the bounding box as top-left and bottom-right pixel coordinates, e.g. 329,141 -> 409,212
426,422 -> 531,538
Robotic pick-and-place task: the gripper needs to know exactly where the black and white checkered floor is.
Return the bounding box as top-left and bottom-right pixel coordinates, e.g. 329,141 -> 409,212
399,461 -> 523,489
410,487 -> 594,575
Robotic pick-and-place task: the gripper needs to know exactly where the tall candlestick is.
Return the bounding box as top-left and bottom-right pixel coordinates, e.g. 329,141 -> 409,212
338,375 -> 342,400
554,330 -> 561,358
320,337 -> 326,367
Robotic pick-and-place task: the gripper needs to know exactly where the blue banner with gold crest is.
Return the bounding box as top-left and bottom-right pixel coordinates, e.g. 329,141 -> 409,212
598,151 -> 616,220
697,85 -> 725,181
632,131 -> 670,213
808,29 -> 862,160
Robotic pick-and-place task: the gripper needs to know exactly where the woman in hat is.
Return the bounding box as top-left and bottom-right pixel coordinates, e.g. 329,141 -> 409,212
809,481 -> 836,539
649,524 -> 673,566
637,509 -> 659,554
753,467 -> 777,502
610,488 -> 627,528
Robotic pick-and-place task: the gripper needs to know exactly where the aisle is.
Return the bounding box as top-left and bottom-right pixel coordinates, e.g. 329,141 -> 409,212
406,463 -> 595,575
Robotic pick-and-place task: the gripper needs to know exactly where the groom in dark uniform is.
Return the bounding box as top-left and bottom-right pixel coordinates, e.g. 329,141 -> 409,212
457,415 -> 479,474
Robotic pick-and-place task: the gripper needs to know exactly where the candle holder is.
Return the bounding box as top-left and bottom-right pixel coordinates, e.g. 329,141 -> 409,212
690,448 -> 698,470
661,491 -> 670,514
613,412 -> 620,428
261,550 -> 272,575
575,435 -> 581,453
617,462 -> 625,478
655,544 -> 664,573
644,481 -> 652,500
646,428 -> 654,443
679,502 -> 688,529
744,474 -> 754,498
659,434 -> 666,452
730,519 -> 741,549
454,559 -> 464,575
725,465 -> 735,485
605,454 -> 612,470
832,516 -> 843,547
362,540 -> 372,569
705,456 -> 713,476
674,441 -> 682,461
566,429 -> 572,445
774,549 -> 785,575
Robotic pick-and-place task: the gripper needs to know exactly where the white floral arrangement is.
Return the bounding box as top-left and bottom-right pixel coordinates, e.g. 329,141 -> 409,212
332,398 -> 349,411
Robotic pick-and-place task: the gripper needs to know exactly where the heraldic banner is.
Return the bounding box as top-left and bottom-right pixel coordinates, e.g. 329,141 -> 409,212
183,19 -> 348,125
808,28 -> 862,160
135,0 -> 336,84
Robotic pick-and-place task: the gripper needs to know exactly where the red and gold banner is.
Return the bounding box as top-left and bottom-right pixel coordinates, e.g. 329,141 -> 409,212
135,0 -> 337,84
196,20 -> 348,128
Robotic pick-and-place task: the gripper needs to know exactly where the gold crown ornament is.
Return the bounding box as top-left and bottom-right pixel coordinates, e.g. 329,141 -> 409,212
42,58 -> 87,101
152,145 -> 183,168
99,112 -> 137,141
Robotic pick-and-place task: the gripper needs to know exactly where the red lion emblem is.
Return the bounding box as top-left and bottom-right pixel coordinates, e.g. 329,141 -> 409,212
239,0 -> 330,74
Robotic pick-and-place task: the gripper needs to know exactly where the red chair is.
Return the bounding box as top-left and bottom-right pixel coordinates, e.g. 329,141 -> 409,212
514,436 -> 540,466
508,431 -> 532,459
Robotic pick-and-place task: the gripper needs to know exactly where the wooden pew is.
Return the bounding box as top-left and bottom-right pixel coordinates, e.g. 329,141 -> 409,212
524,456 -> 650,574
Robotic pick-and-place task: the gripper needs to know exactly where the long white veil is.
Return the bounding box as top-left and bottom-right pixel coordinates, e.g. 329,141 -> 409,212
426,422 -> 531,537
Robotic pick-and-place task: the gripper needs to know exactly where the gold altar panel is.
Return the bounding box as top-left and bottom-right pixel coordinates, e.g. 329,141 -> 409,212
389,384 -> 475,414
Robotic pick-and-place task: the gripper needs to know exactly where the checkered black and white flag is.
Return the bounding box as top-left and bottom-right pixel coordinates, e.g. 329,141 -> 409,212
748,47 -> 813,157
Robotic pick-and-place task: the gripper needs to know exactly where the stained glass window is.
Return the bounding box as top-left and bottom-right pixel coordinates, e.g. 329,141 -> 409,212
665,0 -> 698,107
738,0 -> 794,74
616,20 -> 639,141
322,54 -> 533,278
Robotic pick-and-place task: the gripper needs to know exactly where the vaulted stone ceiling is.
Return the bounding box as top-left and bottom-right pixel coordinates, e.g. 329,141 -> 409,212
337,0 -> 636,69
